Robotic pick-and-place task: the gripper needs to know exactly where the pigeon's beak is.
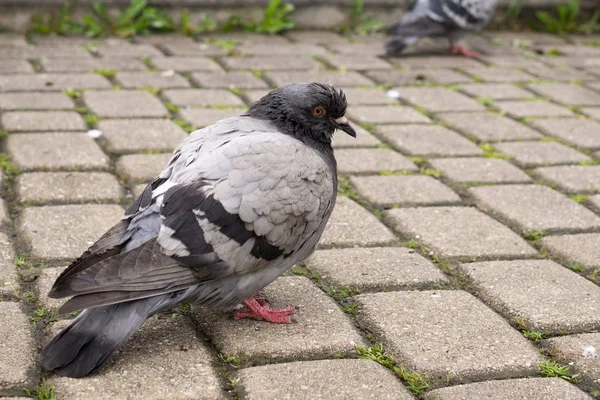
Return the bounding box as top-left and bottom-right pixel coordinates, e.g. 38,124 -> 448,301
334,116 -> 356,138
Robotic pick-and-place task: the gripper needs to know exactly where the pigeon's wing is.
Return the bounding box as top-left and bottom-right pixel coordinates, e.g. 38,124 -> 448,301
427,0 -> 496,30
49,117 -> 335,313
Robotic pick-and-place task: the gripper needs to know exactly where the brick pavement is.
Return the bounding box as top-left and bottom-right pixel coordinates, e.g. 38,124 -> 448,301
0,30 -> 599,399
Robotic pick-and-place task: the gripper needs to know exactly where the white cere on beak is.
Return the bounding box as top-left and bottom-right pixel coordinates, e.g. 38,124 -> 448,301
335,116 -> 349,125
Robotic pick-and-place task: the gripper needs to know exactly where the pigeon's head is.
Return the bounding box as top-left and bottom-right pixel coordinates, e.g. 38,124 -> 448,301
246,83 -> 356,147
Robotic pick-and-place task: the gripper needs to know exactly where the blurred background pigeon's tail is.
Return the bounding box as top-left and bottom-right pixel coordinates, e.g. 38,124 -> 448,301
385,17 -> 447,56
40,296 -> 165,378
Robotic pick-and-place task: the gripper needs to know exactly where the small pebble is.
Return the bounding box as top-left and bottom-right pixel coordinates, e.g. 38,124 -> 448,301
583,346 -> 597,358
387,89 -> 400,99
86,129 -> 102,139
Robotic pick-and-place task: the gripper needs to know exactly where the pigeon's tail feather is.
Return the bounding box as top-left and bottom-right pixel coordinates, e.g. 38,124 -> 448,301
41,296 -> 164,378
385,17 -> 447,55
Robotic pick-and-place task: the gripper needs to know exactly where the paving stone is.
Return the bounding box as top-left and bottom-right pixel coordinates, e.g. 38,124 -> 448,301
115,72 -> 191,89
351,175 -> 461,207
221,56 -> 320,70
0,34 -> 27,47
0,45 -> 92,59
326,42 -> 383,55
190,71 -> 268,89
95,42 -> 163,58
266,70 -> 373,87
162,89 -> 245,107
527,83 -> 600,106
320,196 -> 397,248
342,88 -> 398,105
131,184 -> 147,200
0,60 -> 34,74
1,111 -> 86,132
116,153 -> 172,183
469,184 -> 600,233
485,31 -> 568,46
533,165 -> 600,193
133,34 -> 196,46
6,133 -> 109,171
461,259 -> 600,334
384,206 -> 537,259
547,333 -> 600,384
541,233 -> 600,270
366,69 -> 471,86
35,266 -> 66,312
347,106 -> 431,124
458,83 -> 536,100
0,73 -> 111,92
525,65 -> 597,82
422,378 -> 592,400
149,56 -> 222,72
17,172 -> 122,204
40,57 -> 146,73
0,199 -> 8,227
479,55 -> 547,69
98,119 -> 187,154
494,141 -> 591,167
356,290 -> 542,385
377,124 -> 483,157
243,90 -> 270,103
529,118 -> 600,150
581,107 -> 600,119
388,56 -> 482,69
195,276 -> 364,362
0,233 -> 18,299
160,42 -> 228,57
21,204 -> 124,260
242,43 -> 327,56
51,314 -> 226,400
83,90 -> 168,118
591,194 -> 600,210
437,112 -> 542,141
0,92 -> 74,110
495,100 -> 574,118
210,33 -> 292,46
336,148 -> 417,175
178,108 -> 246,128
322,54 -> 392,70
0,302 -> 38,395
332,124 -> 381,148
237,359 -> 413,400
398,87 -> 485,112
462,67 -> 534,82
430,158 -> 533,184
286,30 -> 349,45
310,245 -> 451,293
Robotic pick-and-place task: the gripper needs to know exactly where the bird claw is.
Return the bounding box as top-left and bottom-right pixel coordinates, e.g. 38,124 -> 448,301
450,44 -> 481,58
234,297 -> 296,324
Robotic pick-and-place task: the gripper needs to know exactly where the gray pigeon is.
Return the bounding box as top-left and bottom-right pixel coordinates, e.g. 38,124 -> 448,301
385,0 -> 496,57
40,82 -> 356,378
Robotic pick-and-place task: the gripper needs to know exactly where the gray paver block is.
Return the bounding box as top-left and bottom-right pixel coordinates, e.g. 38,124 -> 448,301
389,56 -> 481,69
190,72 -> 268,89
322,54 -> 391,70
494,100 -> 574,118
529,118 -> 600,150
6,133 -> 109,171
347,106 -> 431,124
1,111 -> 86,132
422,378 -> 592,400
149,56 -> 222,72
162,88 -> 245,107
468,184 -> 600,233
332,124 -> 381,148
533,165 -> 600,193
265,70 -> 373,87
437,112 -> 542,141
237,359 -> 413,400
0,74 -> 111,92
0,92 -> 74,111
116,153 -> 172,183
350,175 -> 460,207
306,247 -> 449,291
458,83 -> 536,100
384,206 -> 537,259
398,87 -> 485,112
528,83 -> 600,106
335,148 -> 417,175
367,69 -> 472,86
178,108 -> 246,128
40,57 -> 146,73
83,90 -> 168,118
494,141 -> 591,167
222,55 -> 320,70
581,107 -> 600,119
356,290 -> 542,385
326,42 -> 383,55
51,314 -> 226,400
460,259 -> 600,334
115,72 -> 191,89
131,184 -> 147,200
133,34 -> 196,46
0,233 -> 18,299
20,204 -> 124,259
195,276 -> 364,362
286,30 -> 349,45
95,42 -> 163,58
376,124 -> 483,157
98,119 -> 187,154
526,65 -> 597,82
160,42 -> 228,57
430,158 -> 533,184
591,194 -> 600,210
35,266 -> 66,312
341,88 -> 398,105
0,60 -> 34,74
320,196 -> 397,248
541,233 -> 600,270
0,199 -> 7,228
0,302 -> 38,395
242,43 -> 327,56
547,333 -> 600,384
462,67 -> 534,82
17,172 -> 122,204
479,56 -> 546,69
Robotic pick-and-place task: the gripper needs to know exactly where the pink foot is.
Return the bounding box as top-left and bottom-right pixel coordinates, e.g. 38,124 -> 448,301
450,44 -> 481,59
234,297 -> 296,324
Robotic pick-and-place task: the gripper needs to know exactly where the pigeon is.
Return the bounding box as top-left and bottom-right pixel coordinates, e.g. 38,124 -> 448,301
385,0 -> 496,58
40,82 -> 356,378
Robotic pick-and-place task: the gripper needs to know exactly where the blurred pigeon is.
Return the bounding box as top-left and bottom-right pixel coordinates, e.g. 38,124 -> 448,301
40,83 -> 356,378
385,0 -> 496,58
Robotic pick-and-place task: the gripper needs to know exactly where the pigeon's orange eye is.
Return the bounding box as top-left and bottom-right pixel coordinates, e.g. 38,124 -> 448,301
312,106 -> 325,118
